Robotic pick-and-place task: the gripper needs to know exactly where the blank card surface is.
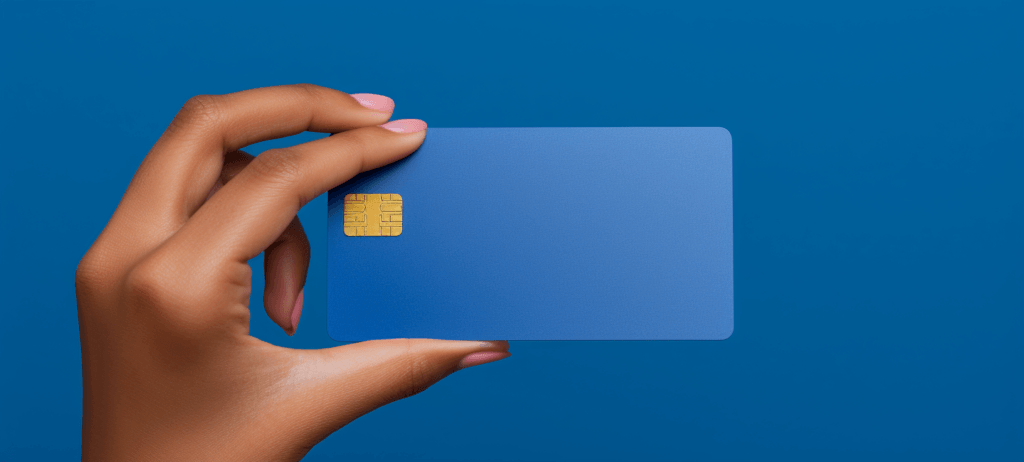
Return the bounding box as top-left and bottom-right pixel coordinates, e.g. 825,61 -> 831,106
327,127 -> 733,340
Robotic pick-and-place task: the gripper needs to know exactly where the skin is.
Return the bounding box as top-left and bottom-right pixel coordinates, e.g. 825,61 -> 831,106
74,84 -> 510,461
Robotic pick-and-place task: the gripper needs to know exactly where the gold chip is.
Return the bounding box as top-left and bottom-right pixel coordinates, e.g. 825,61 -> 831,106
343,194 -> 403,236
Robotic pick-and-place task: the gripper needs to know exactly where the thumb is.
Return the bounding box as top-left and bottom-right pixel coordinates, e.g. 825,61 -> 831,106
283,339 -> 510,445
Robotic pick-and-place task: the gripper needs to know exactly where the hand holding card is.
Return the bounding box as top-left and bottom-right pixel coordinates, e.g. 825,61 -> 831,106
74,85 -> 510,461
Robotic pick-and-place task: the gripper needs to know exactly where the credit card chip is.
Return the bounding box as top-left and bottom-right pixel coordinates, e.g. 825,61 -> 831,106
344,194 -> 402,236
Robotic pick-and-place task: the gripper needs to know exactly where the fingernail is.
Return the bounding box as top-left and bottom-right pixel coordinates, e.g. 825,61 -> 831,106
350,93 -> 395,112
380,119 -> 427,133
457,351 -> 511,370
288,289 -> 304,336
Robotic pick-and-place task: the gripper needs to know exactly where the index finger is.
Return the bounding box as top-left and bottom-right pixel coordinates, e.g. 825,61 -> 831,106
111,85 -> 395,248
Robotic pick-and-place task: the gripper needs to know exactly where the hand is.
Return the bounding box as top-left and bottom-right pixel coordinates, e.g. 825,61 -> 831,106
74,84 -> 511,461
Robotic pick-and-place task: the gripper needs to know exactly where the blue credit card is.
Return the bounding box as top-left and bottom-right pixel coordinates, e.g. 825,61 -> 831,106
327,127 -> 733,340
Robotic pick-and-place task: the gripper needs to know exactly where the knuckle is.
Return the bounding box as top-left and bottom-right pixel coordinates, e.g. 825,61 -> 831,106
332,131 -> 379,171
122,258 -> 210,334
74,249 -> 116,297
249,148 -> 305,187
290,83 -> 323,99
123,258 -> 178,309
350,129 -> 385,152
124,256 -> 251,336
400,345 -> 440,399
171,94 -> 224,132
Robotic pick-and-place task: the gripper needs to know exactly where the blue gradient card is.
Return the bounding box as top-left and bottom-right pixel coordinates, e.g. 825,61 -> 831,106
327,127 -> 733,340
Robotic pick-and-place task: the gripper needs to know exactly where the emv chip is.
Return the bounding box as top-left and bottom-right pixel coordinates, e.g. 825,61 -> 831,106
344,194 -> 403,236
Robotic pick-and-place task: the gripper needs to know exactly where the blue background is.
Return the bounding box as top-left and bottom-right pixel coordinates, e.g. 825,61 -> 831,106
1,1 -> 1021,460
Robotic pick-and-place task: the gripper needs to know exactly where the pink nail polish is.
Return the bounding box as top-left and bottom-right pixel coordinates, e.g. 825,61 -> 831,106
457,351 -> 511,370
350,93 -> 395,112
380,119 -> 427,134
289,289 -> 304,335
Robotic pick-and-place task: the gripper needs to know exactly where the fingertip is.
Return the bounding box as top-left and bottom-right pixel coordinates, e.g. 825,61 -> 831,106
457,351 -> 511,370
479,340 -> 510,351
350,93 -> 395,113
379,119 -> 427,134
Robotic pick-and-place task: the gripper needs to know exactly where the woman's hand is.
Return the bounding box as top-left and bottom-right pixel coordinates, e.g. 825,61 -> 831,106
74,84 -> 510,461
